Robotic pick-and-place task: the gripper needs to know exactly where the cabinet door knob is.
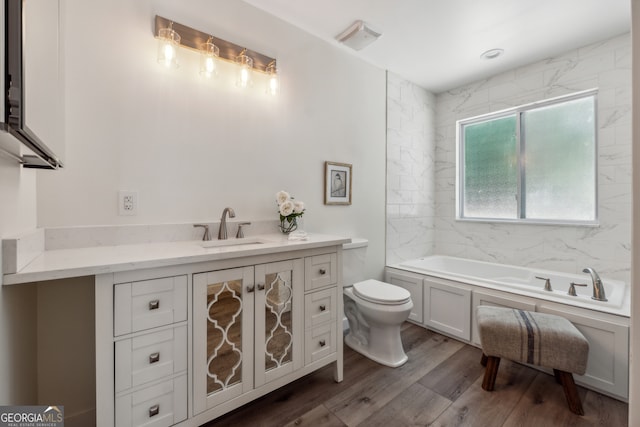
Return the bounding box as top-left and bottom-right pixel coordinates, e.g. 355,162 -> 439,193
319,339 -> 326,347
319,268 -> 326,275
247,285 -> 255,293
319,304 -> 326,312
149,352 -> 160,364
148,300 -> 160,310
148,404 -> 160,417
257,283 -> 265,291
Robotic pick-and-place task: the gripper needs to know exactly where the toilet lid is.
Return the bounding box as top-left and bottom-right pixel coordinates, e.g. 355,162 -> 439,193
353,279 -> 411,305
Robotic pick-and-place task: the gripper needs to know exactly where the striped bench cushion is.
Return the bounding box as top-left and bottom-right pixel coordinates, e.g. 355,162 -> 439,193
477,306 -> 589,375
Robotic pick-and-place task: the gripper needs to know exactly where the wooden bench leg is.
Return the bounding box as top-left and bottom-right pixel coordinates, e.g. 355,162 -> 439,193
481,356 -> 500,391
555,369 -> 584,416
553,368 -> 562,385
480,353 -> 488,367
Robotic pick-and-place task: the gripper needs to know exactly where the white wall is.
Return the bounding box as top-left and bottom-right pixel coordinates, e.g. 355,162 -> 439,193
0,157 -> 38,404
37,0 -> 387,279
434,33 -> 632,282
386,72 -> 436,264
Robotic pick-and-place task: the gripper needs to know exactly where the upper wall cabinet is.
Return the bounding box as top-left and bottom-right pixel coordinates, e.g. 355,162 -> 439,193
0,0 -> 64,169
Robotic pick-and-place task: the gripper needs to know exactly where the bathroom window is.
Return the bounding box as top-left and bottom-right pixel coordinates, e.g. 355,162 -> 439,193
457,90 -> 597,224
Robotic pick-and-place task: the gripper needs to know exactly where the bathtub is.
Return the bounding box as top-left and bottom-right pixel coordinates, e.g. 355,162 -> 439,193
393,255 -> 629,317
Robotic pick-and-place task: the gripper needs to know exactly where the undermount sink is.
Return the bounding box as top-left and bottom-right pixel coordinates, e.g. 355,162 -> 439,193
199,238 -> 268,249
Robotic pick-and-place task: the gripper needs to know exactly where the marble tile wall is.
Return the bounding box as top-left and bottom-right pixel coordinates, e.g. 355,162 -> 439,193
434,33 -> 632,282
386,72 -> 436,265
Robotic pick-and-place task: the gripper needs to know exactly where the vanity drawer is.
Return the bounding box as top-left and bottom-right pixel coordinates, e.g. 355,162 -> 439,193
305,322 -> 336,365
305,254 -> 337,291
114,275 -> 187,336
305,288 -> 337,329
115,325 -> 187,393
115,375 -> 187,427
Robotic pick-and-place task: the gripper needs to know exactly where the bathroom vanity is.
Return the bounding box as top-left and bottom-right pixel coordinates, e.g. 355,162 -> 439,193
3,231 -> 347,427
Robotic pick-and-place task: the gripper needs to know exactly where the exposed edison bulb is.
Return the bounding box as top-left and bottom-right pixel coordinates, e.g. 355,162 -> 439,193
163,43 -> 175,65
266,61 -> 279,95
200,40 -> 219,78
157,26 -> 180,69
239,67 -> 250,87
235,52 -> 253,88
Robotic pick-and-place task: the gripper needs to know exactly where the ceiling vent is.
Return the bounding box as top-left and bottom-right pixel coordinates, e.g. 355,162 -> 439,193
336,20 -> 382,51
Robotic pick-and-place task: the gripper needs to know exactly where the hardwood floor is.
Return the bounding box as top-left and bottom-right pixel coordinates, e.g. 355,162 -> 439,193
202,323 -> 629,427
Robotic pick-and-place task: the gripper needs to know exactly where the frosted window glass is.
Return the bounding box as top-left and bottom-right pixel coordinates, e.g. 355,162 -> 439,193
458,91 -> 597,224
463,115 -> 517,219
523,97 -> 596,221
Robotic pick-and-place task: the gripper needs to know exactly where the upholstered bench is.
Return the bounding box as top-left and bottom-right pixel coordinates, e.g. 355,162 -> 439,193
476,306 -> 589,415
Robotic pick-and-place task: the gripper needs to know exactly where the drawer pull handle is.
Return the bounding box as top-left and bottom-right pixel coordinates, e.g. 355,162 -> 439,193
247,285 -> 255,293
149,352 -> 160,364
319,339 -> 326,347
149,404 -> 160,417
148,300 -> 160,310
319,304 -> 326,312
319,268 -> 326,275
257,283 -> 265,291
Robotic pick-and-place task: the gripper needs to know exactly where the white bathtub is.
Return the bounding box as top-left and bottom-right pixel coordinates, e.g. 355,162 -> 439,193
393,255 -> 629,316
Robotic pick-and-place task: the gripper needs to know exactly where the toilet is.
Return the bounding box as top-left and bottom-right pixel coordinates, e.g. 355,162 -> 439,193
343,239 -> 413,367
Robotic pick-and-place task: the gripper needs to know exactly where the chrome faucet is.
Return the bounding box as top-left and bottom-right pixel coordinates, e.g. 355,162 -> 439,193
218,207 -> 236,240
582,267 -> 607,301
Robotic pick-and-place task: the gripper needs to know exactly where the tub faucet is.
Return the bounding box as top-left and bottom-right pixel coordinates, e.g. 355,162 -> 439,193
582,267 -> 607,302
218,207 -> 236,240
535,276 -> 552,292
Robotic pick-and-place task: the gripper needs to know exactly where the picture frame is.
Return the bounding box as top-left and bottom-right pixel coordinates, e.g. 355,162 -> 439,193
324,161 -> 352,205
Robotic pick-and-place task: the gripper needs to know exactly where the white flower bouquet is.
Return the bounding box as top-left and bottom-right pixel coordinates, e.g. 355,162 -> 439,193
276,190 -> 305,233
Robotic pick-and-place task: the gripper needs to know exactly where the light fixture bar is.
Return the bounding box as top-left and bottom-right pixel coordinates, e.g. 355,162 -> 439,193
154,15 -> 275,73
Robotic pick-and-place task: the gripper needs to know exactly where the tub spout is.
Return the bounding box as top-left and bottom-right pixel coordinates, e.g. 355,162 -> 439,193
582,267 -> 607,302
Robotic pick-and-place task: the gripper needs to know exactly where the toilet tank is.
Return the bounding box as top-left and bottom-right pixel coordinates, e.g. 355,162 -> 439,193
342,238 -> 369,286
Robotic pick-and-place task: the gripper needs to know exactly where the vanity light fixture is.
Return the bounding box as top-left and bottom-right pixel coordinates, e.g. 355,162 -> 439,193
200,37 -> 220,78
157,21 -> 181,68
154,16 -> 278,94
266,60 -> 279,95
235,49 -> 254,88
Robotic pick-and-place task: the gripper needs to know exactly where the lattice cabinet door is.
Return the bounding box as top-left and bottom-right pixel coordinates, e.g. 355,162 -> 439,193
193,266 -> 255,414
254,259 -> 304,388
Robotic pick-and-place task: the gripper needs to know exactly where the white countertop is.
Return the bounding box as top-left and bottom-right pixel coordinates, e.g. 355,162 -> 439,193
3,233 -> 350,285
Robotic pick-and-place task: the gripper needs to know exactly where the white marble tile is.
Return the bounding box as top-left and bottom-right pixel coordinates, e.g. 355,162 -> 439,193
427,33 -> 631,283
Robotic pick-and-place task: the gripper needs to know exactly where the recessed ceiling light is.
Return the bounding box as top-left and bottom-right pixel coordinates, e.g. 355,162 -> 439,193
480,48 -> 504,60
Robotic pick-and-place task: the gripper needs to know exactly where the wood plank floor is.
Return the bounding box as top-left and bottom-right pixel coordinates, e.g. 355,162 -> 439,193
202,323 -> 629,427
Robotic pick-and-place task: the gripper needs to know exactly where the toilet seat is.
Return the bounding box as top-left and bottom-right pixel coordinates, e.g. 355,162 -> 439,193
353,279 -> 411,305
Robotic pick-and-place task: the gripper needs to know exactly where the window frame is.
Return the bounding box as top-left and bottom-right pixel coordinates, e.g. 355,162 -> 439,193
456,89 -> 599,226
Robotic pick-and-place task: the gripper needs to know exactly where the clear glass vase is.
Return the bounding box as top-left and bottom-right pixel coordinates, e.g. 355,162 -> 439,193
279,216 -> 298,234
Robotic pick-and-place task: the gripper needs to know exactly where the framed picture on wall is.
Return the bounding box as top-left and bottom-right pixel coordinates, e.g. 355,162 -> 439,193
324,161 -> 352,205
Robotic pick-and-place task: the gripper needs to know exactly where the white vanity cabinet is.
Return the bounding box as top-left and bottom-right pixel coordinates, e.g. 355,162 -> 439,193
192,259 -> 304,414
3,232 -> 347,427
113,275 -> 189,427
304,254 -> 339,365
91,241 -> 345,427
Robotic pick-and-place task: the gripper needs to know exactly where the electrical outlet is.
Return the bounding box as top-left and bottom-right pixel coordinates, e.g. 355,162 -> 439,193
118,191 -> 138,216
